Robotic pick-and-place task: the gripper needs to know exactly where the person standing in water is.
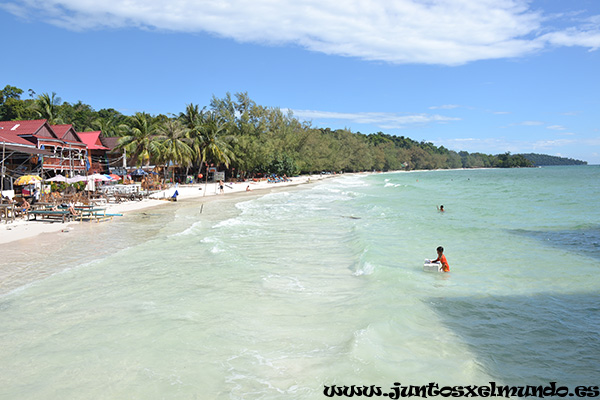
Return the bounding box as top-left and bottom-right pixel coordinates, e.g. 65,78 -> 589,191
437,205 -> 445,212
432,246 -> 450,272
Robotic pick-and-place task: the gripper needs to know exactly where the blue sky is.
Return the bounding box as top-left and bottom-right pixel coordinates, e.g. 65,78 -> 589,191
1,0 -> 599,163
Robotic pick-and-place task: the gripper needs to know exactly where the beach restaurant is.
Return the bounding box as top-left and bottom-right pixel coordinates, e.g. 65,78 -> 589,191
1,119 -> 113,193
78,131 -> 111,174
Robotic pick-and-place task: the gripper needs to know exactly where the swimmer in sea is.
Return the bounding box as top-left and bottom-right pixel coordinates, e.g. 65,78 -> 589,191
437,205 -> 444,212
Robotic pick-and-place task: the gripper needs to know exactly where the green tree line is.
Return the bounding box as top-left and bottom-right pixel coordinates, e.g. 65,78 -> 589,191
520,153 -> 587,166
1,84 -> 537,177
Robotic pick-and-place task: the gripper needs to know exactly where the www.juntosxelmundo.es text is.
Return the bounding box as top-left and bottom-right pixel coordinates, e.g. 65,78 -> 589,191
323,382 -> 599,398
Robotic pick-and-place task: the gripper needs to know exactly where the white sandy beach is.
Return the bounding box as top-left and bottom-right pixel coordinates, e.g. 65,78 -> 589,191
0,174 -> 331,245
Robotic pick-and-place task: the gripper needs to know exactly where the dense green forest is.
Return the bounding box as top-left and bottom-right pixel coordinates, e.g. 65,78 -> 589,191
1,84 -> 543,176
520,153 -> 587,166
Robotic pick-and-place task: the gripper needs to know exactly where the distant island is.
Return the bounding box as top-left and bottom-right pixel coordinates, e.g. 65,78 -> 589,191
518,153 -> 587,166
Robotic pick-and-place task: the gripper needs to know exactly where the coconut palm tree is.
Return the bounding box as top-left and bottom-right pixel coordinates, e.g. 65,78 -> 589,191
191,112 -> 236,194
32,92 -> 63,124
179,103 -> 206,131
117,112 -> 161,167
91,117 -> 120,137
155,119 -> 193,182
179,103 -> 206,169
198,112 -> 236,169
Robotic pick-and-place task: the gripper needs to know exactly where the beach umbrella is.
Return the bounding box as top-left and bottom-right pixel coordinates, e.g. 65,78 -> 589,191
67,175 -> 88,184
108,174 -> 121,181
45,174 -> 67,182
132,168 -> 148,176
88,173 -> 111,181
14,175 -> 42,185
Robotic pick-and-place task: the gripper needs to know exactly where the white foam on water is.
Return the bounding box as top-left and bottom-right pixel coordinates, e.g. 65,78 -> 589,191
1,167 -> 599,398
169,220 -> 203,237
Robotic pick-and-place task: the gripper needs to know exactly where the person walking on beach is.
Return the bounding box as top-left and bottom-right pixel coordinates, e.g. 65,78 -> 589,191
431,246 -> 450,272
219,180 -> 224,194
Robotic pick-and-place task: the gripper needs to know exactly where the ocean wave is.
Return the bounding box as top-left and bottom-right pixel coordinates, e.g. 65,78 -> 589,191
169,221 -> 202,237
262,274 -> 306,292
210,244 -> 224,254
213,217 -> 256,228
224,350 -> 314,399
353,261 -> 376,276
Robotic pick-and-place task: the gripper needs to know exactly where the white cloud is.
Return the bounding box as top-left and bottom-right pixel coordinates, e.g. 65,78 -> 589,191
429,104 -> 460,110
532,139 -> 575,149
289,109 -> 460,129
584,137 -> 600,146
439,135 -> 594,155
516,120 -> 545,126
547,125 -> 566,130
540,28 -> 600,51
443,134 -> 599,163
3,0 -> 600,65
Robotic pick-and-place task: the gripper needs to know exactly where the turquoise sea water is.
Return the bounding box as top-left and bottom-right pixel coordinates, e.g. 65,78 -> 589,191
0,166 -> 599,399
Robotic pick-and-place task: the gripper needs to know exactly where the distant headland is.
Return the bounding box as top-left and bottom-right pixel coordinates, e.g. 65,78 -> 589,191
518,153 -> 587,166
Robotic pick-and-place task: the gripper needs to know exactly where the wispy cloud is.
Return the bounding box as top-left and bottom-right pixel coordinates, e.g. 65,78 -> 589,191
515,120 -> 545,126
532,139 -> 575,149
547,125 -> 566,130
429,104 -> 460,110
289,109 -> 460,129
440,136 -> 587,155
540,28 -> 600,51
3,0 -> 600,65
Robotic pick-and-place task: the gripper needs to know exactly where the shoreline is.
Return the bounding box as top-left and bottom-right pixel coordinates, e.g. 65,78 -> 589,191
0,174 -> 337,246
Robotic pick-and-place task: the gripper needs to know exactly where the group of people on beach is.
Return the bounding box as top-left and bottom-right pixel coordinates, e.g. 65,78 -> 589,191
2,196 -> 78,218
267,175 -> 291,183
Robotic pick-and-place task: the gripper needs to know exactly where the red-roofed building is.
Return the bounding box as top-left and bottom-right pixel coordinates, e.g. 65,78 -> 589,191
78,131 -> 110,173
0,120 -> 88,176
0,119 -> 57,142
51,124 -> 88,173
0,123 -> 53,191
0,130 -> 40,148
101,136 -> 128,175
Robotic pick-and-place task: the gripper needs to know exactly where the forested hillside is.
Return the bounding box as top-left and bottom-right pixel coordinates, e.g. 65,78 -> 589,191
519,153 -> 587,166
1,84 -> 539,176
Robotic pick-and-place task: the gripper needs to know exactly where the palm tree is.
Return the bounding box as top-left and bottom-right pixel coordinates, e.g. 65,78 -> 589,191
192,112 -> 236,194
155,119 -> 193,182
32,92 -> 63,124
198,112 -> 236,168
91,117 -> 120,137
117,112 -> 161,167
179,103 -> 207,172
179,103 -> 206,131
